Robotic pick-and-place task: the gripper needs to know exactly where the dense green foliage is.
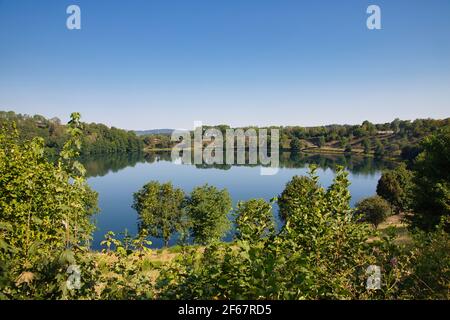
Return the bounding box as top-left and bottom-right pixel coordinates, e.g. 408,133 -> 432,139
0,113 -> 448,300
132,182 -> 185,247
186,185 -> 232,245
376,164 -> 414,213
356,196 -> 392,227
158,167 -> 448,299
3,110 -> 448,161
289,137 -> 303,153
404,223 -> 450,299
0,111 -> 143,156
410,127 -> 450,231
141,134 -> 174,150
234,199 -> 275,242
281,118 -> 447,154
277,175 -> 320,222
163,118 -> 449,158
0,113 -> 98,298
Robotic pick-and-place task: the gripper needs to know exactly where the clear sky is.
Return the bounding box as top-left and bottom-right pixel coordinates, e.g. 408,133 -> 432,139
1,0 -> 449,130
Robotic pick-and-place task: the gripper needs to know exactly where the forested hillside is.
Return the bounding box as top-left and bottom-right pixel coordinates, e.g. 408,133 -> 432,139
280,118 -> 450,159
2,111 -> 447,160
0,111 -> 144,156
140,118 -> 450,159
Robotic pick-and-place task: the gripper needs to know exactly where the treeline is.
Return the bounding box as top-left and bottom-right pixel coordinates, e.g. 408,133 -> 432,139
141,118 -> 449,160
2,110 -> 447,160
0,113 -> 448,300
0,111 -> 144,156
280,118 -> 448,159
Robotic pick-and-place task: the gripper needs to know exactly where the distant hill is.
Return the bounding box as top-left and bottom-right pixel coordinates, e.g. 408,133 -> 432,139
134,129 -> 174,136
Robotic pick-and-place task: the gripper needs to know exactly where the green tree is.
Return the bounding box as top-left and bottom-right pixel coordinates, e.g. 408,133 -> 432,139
356,196 -> 391,228
0,110 -> 144,157
376,164 -> 413,213
186,184 -> 232,244
290,137 -> 302,153
363,138 -> 371,154
234,199 -> 275,242
132,181 -> 185,247
318,136 -> 326,148
374,139 -> 385,158
410,128 -> 450,231
277,174 -> 320,222
339,137 -> 348,148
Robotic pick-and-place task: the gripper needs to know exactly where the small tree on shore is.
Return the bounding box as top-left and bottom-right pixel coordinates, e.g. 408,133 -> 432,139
290,137 -> 302,153
376,164 -> 413,214
186,184 -> 232,245
356,196 -> 391,228
132,181 -> 185,247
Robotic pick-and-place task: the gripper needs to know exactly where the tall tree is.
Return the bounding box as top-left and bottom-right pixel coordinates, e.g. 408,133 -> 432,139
374,139 -> 385,158
290,137 -> 302,153
132,181 -> 185,247
186,184 -> 232,244
363,138 -> 371,154
318,136 -> 326,148
410,128 -> 450,231
376,164 -> 413,214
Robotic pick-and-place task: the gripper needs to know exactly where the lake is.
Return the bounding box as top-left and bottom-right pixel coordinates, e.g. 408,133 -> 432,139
82,152 -> 396,250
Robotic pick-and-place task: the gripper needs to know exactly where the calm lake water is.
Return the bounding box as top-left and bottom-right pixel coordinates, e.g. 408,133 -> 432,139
82,152 -> 396,250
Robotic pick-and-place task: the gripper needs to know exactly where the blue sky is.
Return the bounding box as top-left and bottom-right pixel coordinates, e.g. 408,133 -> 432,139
1,0 -> 449,130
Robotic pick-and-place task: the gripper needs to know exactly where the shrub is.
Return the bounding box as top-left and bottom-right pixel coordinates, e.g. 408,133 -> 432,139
186,184 -> 232,245
234,199 -> 275,242
277,174 -> 320,222
0,113 -> 98,299
356,196 -> 392,228
376,164 -> 413,213
397,218 -> 450,299
410,128 -> 450,231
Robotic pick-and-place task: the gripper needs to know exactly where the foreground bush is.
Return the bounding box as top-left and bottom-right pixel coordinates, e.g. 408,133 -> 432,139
410,127 -> 450,231
157,168 -> 411,299
0,114 -> 98,299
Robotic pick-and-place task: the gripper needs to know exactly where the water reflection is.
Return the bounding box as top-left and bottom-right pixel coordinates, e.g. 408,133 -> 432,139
82,151 -> 397,249
82,151 -> 396,178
